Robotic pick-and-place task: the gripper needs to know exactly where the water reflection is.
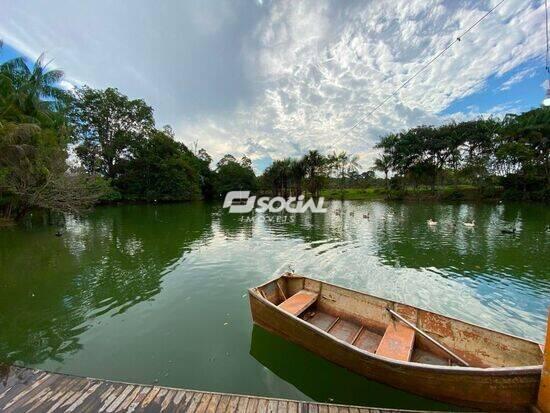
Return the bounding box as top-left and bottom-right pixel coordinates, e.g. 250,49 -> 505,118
373,202 -> 549,280
0,201 -> 548,409
0,203 -> 213,364
249,325 -> 456,410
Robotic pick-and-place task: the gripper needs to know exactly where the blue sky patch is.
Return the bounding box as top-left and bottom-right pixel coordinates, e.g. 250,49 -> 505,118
442,58 -> 546,117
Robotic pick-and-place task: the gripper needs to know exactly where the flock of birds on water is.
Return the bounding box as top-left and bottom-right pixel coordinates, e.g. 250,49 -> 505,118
331,209 -> 532,234
52,208 -> 548,237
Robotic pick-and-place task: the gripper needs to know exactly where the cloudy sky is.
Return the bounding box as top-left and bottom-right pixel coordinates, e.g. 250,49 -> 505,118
0,0 -> 547,170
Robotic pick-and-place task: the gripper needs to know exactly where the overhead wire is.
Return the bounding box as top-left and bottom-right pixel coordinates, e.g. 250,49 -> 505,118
545,0 -> 549,82
331,0 -> 507,149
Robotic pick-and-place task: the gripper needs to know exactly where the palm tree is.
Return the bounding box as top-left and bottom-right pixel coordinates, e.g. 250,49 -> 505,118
0,53 -> 68,125
373,154 -> 392,189
329,151 -> 360,192
303,150 -> 327,197
278,158 -> 292,197
290,158 -> 306,196
345,153 -> 360,181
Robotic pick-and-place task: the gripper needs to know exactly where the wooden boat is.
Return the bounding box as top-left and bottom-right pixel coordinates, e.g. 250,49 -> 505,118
248,273 -> 545,411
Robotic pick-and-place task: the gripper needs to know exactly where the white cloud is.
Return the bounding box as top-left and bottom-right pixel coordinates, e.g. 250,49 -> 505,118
499,67 -> 536,90
182,0 -> 545,170
0,0 -> 544,171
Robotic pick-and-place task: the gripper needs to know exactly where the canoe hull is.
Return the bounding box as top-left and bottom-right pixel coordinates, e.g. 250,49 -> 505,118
249,290 -> 540,411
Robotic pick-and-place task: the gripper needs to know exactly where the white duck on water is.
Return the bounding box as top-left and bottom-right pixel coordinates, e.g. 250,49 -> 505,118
427,219 -> 437,226
463,220 -> 475,227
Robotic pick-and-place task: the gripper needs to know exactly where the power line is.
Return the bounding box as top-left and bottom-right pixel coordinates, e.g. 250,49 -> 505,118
333,0 -> 506,148
545,0 -> 549,81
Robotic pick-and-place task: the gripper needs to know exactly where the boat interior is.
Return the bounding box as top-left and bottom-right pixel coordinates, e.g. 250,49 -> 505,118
253,275 -> 544,369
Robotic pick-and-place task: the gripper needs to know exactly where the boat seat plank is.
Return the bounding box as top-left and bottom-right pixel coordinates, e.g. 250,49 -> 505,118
304,312 -> 337,331
278,290 -> 318,316
328,319 -> 361,343
353,329 -> 383,353
375,322 -> 415,362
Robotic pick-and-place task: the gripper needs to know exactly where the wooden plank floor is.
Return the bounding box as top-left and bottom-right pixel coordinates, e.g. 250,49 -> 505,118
0,365 -> 445,413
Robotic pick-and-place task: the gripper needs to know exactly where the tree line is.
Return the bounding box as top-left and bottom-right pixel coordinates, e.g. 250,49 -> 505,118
372,113 -> 550,200
0,50 -> 256,222
259,150 -> 362,197
1,47 -> 548,223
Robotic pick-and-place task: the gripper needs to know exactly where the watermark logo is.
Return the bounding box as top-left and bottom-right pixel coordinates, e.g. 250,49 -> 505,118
239,215 -> 296,223
223,191 -> 327,214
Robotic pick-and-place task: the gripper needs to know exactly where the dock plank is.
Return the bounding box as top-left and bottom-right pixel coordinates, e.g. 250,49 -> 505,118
245,397 -> 258,413
205,393 -> 221,413
112,385 -> 142,412
236,396 -> 249,412
0,366 -> 454,413
183,391 -> 204,413
106,384 -> 137,412
194,392 -> 212,413
1,372 -> 54,411
57,380 -> 99,413
215,394 -> 231,412
0,371 -> 47,410
24,376 -> 86,412
159,389 -> 178,412
77,381 -> 116,413
66,381 -> 105,412
287,402 -> 298,413
257,398 -> 269,413
225,395 -> 240,412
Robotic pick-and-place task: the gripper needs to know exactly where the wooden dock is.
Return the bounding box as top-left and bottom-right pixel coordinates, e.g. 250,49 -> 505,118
0,365 -> 445,413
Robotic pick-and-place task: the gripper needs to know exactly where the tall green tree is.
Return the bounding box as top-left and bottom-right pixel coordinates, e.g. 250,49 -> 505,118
71,87 -> 155,179
115,130 -> 201,201
215,154 -> 257,195
496,108 -> 550,197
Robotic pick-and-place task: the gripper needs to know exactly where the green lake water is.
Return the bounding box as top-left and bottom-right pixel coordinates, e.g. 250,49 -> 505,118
0,201 -> 549,410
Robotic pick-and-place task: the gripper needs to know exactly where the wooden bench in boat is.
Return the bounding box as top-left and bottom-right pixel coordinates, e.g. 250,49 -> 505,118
278,290 -> 318,316
375,322 -> 416,362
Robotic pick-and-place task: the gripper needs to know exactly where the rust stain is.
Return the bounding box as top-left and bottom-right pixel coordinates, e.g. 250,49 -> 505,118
422,313 -> 453,338
394,304 -> 417,323
460,329 -> 479,340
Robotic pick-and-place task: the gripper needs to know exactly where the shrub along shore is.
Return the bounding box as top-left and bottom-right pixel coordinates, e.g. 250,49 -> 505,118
320,186 -> 503,202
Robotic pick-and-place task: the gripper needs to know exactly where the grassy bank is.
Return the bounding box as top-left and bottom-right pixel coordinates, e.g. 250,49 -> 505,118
320,185 -> 503,202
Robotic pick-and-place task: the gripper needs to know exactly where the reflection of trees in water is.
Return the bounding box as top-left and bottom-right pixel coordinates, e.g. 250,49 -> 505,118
216,209 -> 254,240
261,211 -> 345,245
374,203 -> 550,282
1,201 -> 547,366
249,325 -> 451,410
0,203 -> 213,365
216,208 -> 344,244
